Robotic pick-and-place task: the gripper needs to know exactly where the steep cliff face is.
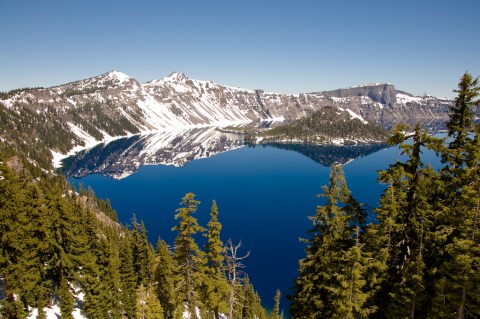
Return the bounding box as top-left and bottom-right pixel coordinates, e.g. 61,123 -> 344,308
322,83 -> 398,107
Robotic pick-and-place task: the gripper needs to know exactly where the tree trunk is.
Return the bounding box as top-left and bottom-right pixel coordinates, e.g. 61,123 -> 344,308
456,287 -> 466,319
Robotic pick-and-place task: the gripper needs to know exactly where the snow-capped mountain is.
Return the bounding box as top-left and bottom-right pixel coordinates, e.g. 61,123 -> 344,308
0,70 -> 457,168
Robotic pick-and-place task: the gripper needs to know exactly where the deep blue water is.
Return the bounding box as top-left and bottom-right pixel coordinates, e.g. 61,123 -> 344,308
69,142 -> 441,312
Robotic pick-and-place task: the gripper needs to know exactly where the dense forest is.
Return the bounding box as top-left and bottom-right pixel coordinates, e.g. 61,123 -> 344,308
0,72 -> 478,319
0,158 -> 268,318
290,72 -> 480,318
250,107 -> 388,145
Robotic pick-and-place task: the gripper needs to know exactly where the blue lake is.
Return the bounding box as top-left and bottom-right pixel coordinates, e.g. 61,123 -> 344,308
67,132 -> 442,312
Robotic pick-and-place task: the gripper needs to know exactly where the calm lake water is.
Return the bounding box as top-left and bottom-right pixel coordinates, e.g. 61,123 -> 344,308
67,132 -> 442,312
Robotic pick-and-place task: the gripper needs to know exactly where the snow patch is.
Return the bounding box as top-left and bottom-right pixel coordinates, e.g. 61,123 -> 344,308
105,70 -> 131,83
346,109 -> 368,124
396,93 -> 423,104
331,97 -> 350,103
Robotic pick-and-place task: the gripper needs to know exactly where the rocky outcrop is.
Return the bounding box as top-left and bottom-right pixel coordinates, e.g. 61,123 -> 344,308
322,83 -> 398,107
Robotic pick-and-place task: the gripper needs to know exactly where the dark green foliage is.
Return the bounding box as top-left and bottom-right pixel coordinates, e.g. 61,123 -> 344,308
0,91 -> 140,171
0,160 -> 267,318
429,72 -> 480,319
136,283 -> 164,319
95,197 -> 118,222
365,124 -> 443,318
290,164 -> 374,318
203,201 -> 230,319
241,276 -> 267,319
172,193 -> 206,319
131,216 -> 155,286
258,107 -> 388,144
67,102 -> 140,140
154,238 -> 179,319
0,104 -> 81,168
0,153 -> 124,318
119,233 -> 137,318
58,277 -> 75,319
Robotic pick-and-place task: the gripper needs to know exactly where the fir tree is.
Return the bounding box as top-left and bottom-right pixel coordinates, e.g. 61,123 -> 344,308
367,124 -> 442,318
58,277 -> 74,319
203,201 -> 229,319
119,233 -> 137,318
132,215 -> 155,286
172,193 -> 206,319
154,238 -> 180,319
272,289 -> 282,319
290,164 -> 372,318
137,283 -> 164,319
430,72 -> 480,319
242,276 -> 267,319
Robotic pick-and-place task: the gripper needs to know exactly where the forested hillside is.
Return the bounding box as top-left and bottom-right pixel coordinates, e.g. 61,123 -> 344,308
290,72 -> 480,318
0,156 -> 267,318
252,107 -> 388,145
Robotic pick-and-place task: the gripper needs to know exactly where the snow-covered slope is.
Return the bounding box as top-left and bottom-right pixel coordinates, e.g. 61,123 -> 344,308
0,71 -> 455,166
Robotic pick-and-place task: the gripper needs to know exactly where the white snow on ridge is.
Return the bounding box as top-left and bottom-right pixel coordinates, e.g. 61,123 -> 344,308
105,70 -> 131,83
396,93 -> 423,104
346,109 -> 368,124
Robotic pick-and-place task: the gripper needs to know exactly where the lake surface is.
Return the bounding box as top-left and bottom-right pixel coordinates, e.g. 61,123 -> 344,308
66,129 -> 442,312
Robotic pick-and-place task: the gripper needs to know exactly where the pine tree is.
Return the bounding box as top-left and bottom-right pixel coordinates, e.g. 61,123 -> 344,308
154,238 -> 180,319
430,72 -> 480,318
290,164 -> 372,319
132,215 -> 155,286
145,285 -> 164,319
119,233 -> 137,318
58,276 -> 74,319
367,124 -> 442,318
203,201 -> 229,319
272,289 -> 282,319
172,193 -> 206,319
241,276 -> 267,319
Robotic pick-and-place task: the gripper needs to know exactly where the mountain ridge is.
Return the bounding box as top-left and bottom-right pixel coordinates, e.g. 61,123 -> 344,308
0,70 -> 457,169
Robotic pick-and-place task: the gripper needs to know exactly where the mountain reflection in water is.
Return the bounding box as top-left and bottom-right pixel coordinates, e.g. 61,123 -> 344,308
62,127 -> 387,179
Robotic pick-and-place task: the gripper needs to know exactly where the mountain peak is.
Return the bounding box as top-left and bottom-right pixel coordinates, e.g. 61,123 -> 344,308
102,70 -> 132,82
165,72 -> 188,82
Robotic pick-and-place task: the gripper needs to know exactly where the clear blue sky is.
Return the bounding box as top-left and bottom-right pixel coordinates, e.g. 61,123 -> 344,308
1,0 -> 479,98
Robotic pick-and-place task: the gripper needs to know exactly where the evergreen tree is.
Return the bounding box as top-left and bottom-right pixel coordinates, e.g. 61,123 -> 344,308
290,164 -> 372,318
119,233 -> 138,318
58,277 -> 74,319
367,124 -> 442,318
430,72 -> 480,318
132,216 -> 155,287
172,193 -> 206,319
242,276 -> 267,319
154,238 -> 180,319
137,283 -> 164,319
272,289 -> 282,319
203,201 -> 229,319
145,285 -> 165,319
